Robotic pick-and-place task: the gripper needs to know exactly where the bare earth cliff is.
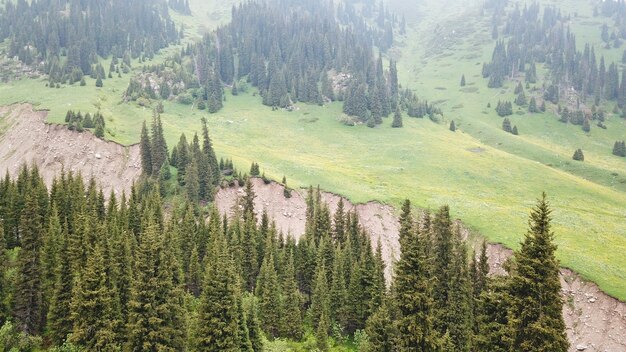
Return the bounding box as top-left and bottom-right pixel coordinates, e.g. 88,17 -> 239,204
216,178 -> 626,352
0,104 -> 141,196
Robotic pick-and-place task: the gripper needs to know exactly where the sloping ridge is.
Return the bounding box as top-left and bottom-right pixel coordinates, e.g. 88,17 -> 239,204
216,178 -> 626,352
0,104 -> 142,196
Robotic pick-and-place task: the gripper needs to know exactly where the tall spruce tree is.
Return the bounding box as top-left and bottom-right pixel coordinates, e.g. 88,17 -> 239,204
140,121 -> 152,176
255,253 -> 282,339
196,229 -> 241,351
69,242 -> 119,350
508,194 -> 569,352
15,192 -> 44,335
393,200 -> 438,351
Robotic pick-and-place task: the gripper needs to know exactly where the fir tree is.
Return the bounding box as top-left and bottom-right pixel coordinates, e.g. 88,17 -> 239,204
140,121 -> 152,176
310,263 -> 330,329
255,254 -> 282,339
391,106 -> 403,128
280,252 -> 303,340
15,192 -> 44,335
502,117 -> 512,133
196,231 -> 241,351
508,194 -> 569,352
460,75 -> 466,87
69,242 -> 119,350
450,120 -> 456,132
393,200 -> 438,351
573,149 -> 585,161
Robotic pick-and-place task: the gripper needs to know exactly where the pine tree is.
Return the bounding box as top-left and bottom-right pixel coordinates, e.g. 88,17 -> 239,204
185,157 -> 200,202
573,149 -> 585,161
140,121 -> 152,176
255,254 -> 282,339
280,252 -> 303,340
330,245 -> 349,329
201,117 -> 220,185
529,97 -> 538,113
512,125 -> 519,135
46,228 -> 73,345
0,223 -> 8,325
196,230 -> 241,351
364,300 -> 396,352
15,192 -> 44,335
316,310 -> 331,352
393,200 -> 438,351
69,242 -> 119,350
460,75 -> 466,87
310,263 -> 330,329
613,141 -> 626,157
391,106 -> 403,128
502,117 -> 512,133
508,194 -> 569,352
151,113 -> 168,177
449,120 -> 456,132
582,118 -> 591,132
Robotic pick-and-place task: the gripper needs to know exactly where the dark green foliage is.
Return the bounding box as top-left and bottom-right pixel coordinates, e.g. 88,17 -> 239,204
69,241 -> 119,350
582,118 -> 591,132
196,230 -> 241,351
150,113 -> 168,177
391,106 -> 403,128
255,254 -> 282,339
573,149 -> 585,161
512,125 -> 519,135
393,200 -> 438,351
95,77 -> 103,88
613,140 -> 626,157
0,224 -> 8,325
140,121 -> 152,176
528,97 -> 538,113
502,118 -> 512,133
508,194 -> 569,352
496,101 -> 513,116
250,162 -> 260,177
460,75 -> 466,87
449,120 -> 456,132
15,191 -> 46,335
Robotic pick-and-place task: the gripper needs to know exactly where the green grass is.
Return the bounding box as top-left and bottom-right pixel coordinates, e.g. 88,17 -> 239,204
0,0 -> 625,301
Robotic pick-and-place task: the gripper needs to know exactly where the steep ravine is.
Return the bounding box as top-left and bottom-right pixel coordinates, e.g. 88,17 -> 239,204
216,178 -> 626,352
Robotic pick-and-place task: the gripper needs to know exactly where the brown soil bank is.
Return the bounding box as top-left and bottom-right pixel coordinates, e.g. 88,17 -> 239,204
216,178 -> 626,352
0,104 -> 141,196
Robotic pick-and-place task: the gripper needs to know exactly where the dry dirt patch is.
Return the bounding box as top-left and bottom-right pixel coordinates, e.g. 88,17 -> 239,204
0,104 -> 141,196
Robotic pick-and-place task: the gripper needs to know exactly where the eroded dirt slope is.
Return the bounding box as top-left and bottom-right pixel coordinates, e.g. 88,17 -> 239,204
216,179 -> 626,352
0,104 -> 141,196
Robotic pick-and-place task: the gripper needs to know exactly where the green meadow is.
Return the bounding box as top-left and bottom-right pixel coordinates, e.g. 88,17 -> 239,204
0,0 -> 625,302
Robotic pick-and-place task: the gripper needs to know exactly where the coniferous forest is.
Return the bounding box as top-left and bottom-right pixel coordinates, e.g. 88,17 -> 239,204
0,102 -> 571,351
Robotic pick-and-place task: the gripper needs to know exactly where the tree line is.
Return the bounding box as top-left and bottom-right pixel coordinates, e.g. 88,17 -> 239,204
0,164 -> 569,351
483,1 -> 626,122
0,0 -> 181,85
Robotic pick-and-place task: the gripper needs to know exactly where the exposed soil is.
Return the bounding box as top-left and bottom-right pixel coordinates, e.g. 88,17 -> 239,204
216,178 -> 626,352
0,104 -> 142,196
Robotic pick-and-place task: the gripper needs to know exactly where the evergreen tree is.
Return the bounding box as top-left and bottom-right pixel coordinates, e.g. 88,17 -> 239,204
196,230 -> 241,351
508,194 -> 569,352
393,200 -> 438,351
280,252 -> 303,340
512,125 -> 519,135
185,157 -> 200,202
46,230 -> 73,346
582,118 -> 591,132
391,106 -> 403,128
529,97 -> 538,113
69,242 -> 119,350
0,224 -> 8,325
449,120 -> 456,132
502,117 -> 512,133
150,113 -> 168,177
460,75 -> 466,87
573,149 -> 585,161
255,254 -> 282,339
15,192 -> 44,335
310,263 -> 330,329
140,121 -> 152,176
364,300 -> 396,352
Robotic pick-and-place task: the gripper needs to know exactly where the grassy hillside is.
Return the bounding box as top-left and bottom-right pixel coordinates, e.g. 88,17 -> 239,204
0,0 -> 624,301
